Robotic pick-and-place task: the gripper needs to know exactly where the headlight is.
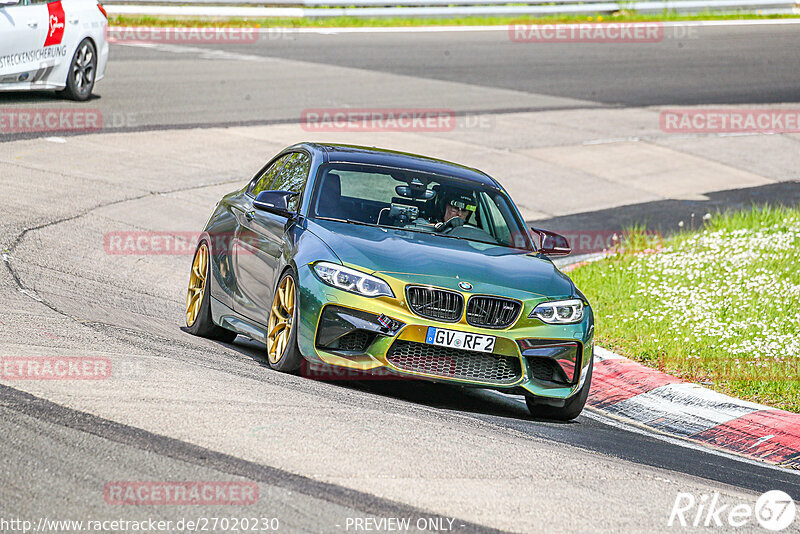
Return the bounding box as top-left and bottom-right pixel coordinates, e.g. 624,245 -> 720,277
313,262 -> 394,298
530,299 -> 584,324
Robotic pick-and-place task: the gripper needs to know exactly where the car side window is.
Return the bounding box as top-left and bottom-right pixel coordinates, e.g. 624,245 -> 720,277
248,154 -> 291,197
477,192 -> 513,246
271,152 -> 311,212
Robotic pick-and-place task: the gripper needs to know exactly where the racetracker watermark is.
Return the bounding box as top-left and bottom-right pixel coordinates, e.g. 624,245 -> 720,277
660,109 -> 800,134
0,109 -> 137,134
105,231 -> 203,255
300,109 -> 494,132
104,231 -> 264,256
302,109 -> 454,132
106,26 -> 264,44
508,21 -> 704,44
104,482 -> 259,505
552,229 -> 663,255
668,490 -> 796,531
1,357 -> 111,380
301,361 -> 411,381
0,108 -> 101,134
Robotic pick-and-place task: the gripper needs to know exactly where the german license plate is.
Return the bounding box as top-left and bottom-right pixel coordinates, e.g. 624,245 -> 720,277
425,327 -> 496,353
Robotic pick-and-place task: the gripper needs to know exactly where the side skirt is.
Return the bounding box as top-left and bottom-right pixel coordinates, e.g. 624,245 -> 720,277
210,297 -> 266,345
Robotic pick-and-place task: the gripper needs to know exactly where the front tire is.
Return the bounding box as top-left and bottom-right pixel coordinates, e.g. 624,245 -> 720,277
526,358 -> 593,421
59,38 -> 97,101
186,241 -> 238,343
266,270 -> 303,373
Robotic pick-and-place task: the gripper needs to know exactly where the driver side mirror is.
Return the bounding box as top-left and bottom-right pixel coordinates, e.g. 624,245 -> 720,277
531,227 -> 571,257
253,190 -> 298,218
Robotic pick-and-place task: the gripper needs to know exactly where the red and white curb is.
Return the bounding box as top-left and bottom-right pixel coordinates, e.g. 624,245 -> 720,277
590,347 -> 800,470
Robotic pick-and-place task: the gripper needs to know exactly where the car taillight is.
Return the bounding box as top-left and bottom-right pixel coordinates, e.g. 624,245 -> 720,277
97,2 -> 107,18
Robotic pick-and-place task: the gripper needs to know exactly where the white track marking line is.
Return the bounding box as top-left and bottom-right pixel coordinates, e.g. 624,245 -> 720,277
111,41 -> 279,62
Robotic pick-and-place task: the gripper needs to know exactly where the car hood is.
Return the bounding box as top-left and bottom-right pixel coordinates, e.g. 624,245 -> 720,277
307,219 -> 575,299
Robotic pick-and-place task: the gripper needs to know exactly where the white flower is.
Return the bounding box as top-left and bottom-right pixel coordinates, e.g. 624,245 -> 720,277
586,218 -> 800,380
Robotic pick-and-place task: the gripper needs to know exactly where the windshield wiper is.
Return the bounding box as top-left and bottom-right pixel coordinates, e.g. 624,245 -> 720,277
316,216 -> 380,228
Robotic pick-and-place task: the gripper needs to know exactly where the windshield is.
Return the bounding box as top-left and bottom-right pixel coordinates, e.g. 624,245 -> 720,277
310,163 -> 533,250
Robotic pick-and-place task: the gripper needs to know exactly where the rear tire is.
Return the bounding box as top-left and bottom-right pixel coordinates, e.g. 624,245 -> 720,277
59,38 -> 97,101
185,241 -> 238,343
266,270 -> 303,373
526,358 -> 593,421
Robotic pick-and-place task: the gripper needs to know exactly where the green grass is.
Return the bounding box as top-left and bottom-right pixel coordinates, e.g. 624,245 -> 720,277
108,11 -> 799,28
570,205 -> 800,413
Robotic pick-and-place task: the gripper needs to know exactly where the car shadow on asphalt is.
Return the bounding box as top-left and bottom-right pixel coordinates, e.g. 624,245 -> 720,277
224,334 -> 574,425
0,90 -> 102,103
535,181 -> 800,237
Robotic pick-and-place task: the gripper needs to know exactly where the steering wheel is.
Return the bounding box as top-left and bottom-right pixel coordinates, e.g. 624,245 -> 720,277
435,216 -> 465,234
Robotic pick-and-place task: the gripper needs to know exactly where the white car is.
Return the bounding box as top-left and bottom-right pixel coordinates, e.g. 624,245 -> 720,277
0,0 -> 108,100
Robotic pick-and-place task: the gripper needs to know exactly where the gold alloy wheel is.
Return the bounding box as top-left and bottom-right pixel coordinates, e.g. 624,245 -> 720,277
267,275 -> 295,364
186,243 -> 208,327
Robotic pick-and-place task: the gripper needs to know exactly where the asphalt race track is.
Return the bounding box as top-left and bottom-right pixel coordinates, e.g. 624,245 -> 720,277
3,24 -> 800,135
1,22 -> 800,533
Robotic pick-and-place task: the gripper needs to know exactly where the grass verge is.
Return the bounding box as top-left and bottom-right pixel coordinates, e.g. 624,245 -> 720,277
108,11 -> 800,28
570,205 -> 800,413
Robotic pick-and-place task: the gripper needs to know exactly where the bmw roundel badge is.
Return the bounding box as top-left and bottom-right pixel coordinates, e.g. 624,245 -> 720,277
458,281 -> 473,291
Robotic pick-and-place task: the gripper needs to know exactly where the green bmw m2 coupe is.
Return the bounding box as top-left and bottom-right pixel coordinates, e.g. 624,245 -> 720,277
186,143 -> 594,420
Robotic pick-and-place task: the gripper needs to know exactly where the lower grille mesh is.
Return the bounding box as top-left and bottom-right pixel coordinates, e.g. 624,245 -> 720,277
387,340 -> 521,384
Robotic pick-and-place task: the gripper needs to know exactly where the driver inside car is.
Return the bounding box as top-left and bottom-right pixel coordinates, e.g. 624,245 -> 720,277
435,190 -> 477,231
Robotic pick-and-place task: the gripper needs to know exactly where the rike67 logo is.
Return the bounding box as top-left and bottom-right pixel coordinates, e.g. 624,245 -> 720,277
44,1 -> 65,47
669,490 -> 796,531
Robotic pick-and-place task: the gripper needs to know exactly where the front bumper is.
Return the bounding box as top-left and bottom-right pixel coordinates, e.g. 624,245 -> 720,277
296,264 -> 594,400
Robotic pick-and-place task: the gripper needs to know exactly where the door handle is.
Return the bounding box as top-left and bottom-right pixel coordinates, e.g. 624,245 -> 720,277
69,17 -> 79,24
27,20 -> 38,28
245,210 -> 255,221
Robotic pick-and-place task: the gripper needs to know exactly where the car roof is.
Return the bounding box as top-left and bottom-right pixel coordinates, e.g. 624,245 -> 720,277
291,142 -> 501,189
